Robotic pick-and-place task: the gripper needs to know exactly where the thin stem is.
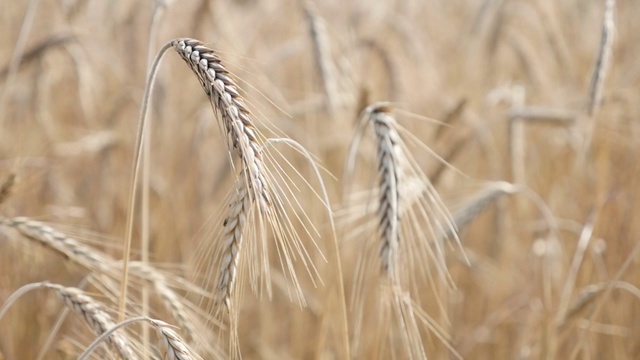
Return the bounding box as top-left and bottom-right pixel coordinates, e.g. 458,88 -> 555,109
141,3 -> 168,358
118,40 -> 174,322
0,281 -> 49,321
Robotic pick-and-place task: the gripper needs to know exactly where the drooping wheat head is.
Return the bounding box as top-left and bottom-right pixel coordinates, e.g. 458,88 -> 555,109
171,39 -> 330,357
49,283 -> 138,360
171,38 -> 270,213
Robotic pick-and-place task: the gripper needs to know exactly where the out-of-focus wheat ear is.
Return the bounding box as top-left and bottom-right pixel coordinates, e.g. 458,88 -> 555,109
0,216 -> 113,273
0,216 -> 202,344
370,104 -> 403,281
0,33 -> 73,80
444,181 -> 519,240
0,282 -> 138,360
51,284 -> 139,360
78,317 -> 201,360
171,38 -> 270,213
302,0 -> 340,113
216,173 -> 252,312
587,0 -> 615,117
559,281 -> 640,329
0,173 -> 16,205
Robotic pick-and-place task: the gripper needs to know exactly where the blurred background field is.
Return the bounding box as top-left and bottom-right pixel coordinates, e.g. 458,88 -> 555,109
1,0 -> 640,359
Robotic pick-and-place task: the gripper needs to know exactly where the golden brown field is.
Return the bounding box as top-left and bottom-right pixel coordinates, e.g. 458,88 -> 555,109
1,0 -> 639,359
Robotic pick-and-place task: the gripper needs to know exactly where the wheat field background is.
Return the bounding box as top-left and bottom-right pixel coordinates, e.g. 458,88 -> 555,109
1,0 -> 639,359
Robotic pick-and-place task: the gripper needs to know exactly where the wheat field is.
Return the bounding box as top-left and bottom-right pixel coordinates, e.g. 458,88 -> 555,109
1,0 -> 639,359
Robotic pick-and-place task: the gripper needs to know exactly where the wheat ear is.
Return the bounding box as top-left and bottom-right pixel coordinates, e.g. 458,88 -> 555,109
79,316 -> 200,360
587,0 -> 615,116
448,182 -> 518,238
303,1 -> 340,113
216,173 -> 252,310
52,284 -> 139,360
370,104 -> 403,280
171,38 -> 270,211
0,216 -> 113,272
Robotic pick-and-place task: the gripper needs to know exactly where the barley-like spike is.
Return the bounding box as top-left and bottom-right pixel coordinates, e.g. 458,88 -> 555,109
0,217 -> 112,272
448,182 -> 518,238
153,319 -> 199,360
216,173 -> 252,310
48,284 -> 138,360
171,38 -> 270,211
303,1 -> 340,113
371,105 -> 403,279
79,316 -> 201,360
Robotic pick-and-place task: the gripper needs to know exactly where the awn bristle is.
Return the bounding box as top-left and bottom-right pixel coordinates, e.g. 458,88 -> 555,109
49,284 -> 138,360
0,217 -> 112,272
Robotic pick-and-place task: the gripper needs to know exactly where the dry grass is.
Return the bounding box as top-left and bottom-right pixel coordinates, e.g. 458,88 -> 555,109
2,0 -> 640,359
